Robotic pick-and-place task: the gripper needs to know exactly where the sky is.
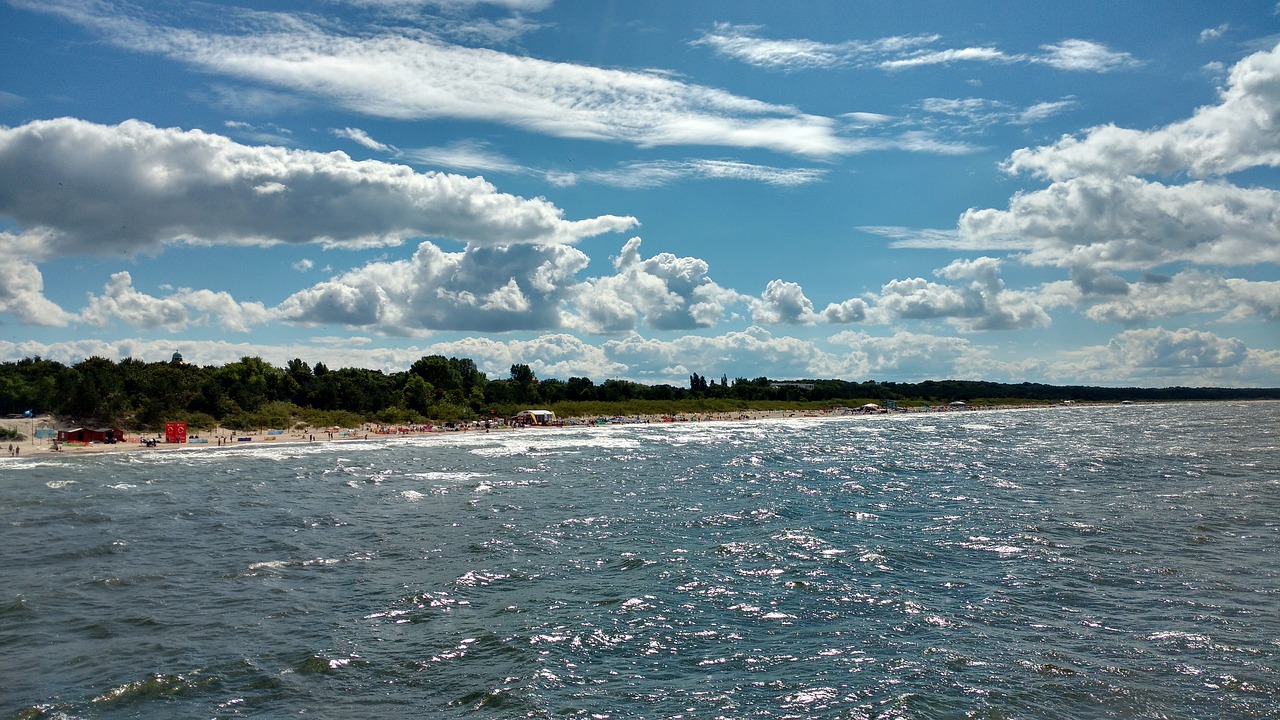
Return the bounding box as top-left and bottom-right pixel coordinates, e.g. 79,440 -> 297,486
1,0 -> 1278,388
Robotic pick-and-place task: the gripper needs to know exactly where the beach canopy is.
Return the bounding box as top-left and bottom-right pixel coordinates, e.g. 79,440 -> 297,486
860,403 -> 880,410
949,400 -> 967,406
513,409 -> 557,425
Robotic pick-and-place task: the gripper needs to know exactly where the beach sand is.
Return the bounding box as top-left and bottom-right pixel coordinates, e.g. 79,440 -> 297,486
0,405 -> 998,460
0,410 -> 825,459
0,415 -> 501,458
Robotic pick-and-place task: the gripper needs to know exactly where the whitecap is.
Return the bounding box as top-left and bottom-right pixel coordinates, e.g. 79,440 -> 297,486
962,542 -> 1024,555
247,560 -> 292,571
784,687 -> 838,705
409,471 -> 492,482
455,570 -> 510,587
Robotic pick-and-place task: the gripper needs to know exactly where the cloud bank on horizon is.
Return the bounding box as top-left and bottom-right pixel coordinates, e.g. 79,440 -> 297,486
1,0 -> 1277,387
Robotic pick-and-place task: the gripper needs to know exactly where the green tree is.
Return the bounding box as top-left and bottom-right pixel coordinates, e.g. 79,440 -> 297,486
56,356 -> 127,422
130,360 -> 205,427
0,356 -> 63,415
565,376 -> 595,401
401,374 -> 434,415
281,358 -> 313,405
411,356 -> 462,395
538,377 -> 567,404
509,363 -> 540,404
483,379 -> 516,407
215,356 -> 283,412
449,357 -> 486,399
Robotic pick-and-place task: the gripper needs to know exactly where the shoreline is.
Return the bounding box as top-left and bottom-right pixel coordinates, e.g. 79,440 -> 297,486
0,408 -> 910,459
2,419 -> 514,459
0,400 -> 1204,461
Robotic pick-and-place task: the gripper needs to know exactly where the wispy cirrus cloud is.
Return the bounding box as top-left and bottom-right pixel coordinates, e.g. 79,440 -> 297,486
1032,39 -> 1140,72
16,1 -> 906,159
857,226 -> 1027,252
1199,23 -> 1231,43
338,0 -> 554,11
879,46 -> 1014,70
553,158 -> 827,189
331,126 -> 396,153
691,23 -> 939,70
696,23 -> 1138,74
406,139 -> 526,175
328,0 -> 552,44
398,144 -> 829,189
916,96 -> 1077,133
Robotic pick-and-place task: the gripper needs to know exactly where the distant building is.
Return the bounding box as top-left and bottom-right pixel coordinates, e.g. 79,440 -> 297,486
170,351 -> 184,365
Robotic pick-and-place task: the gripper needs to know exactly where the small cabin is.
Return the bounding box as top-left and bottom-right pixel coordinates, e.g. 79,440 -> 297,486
57,427 -> 123,444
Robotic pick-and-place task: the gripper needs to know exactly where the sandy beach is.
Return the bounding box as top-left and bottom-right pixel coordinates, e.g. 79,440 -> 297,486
0,409 -> 848,459
0,415 -> 506,459
0,404 -> 1013,460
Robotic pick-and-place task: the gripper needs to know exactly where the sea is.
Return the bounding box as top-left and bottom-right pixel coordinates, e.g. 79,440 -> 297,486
2,401 -> 1277,719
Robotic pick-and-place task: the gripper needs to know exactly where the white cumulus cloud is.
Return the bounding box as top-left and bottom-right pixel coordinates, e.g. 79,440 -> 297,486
79,271 -> 275,332
571,238 -> 742,333
959,177 -> 1280,271
1005,41 -> 1280,180
0,118 -> 638,257
749,279 -> 819,325
862,257 -> 1051,332
0,251 -> 73,326
276,240 -> 591,334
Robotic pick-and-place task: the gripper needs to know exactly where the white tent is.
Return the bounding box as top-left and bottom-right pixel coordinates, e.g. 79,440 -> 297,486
514,409 -> 557,425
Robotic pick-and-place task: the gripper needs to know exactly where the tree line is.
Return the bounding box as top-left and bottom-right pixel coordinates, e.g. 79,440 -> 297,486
1,355 -> 1276,432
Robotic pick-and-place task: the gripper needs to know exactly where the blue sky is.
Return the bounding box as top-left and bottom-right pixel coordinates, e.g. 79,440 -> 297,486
2,0 -> 1278,387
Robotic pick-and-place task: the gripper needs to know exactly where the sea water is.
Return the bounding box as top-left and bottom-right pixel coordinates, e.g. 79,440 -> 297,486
2,402 -> 1277,719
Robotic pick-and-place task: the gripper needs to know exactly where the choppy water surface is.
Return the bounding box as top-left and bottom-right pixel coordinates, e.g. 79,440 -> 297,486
3,402 -> 1278,718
